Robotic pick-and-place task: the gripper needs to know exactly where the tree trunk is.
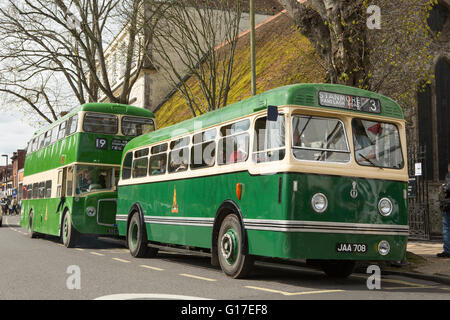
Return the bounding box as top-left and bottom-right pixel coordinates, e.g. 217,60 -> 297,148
280,0 -> 370,87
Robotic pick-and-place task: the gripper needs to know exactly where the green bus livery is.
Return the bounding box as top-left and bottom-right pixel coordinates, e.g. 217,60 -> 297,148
20,103 -> 155,247
116,84 -> 409,278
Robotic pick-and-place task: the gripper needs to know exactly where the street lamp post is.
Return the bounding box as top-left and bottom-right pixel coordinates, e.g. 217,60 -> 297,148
250,0 -> 256,96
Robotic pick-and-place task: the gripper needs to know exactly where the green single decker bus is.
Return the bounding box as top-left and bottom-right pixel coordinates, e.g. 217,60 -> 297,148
20,103 -> 155,247
117,83 -> 409,278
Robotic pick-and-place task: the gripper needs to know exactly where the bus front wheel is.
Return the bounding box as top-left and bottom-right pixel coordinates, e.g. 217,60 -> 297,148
217,214 -> 254,279
62,211 -> 79,248
128,212 -> 158,258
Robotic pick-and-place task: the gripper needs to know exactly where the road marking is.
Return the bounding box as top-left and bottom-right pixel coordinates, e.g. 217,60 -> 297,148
90,252 -> 105,256
140,265 -> 164,271
113,258 -> 131,263
75,248 -> 85,252
353,275 -> 431,288
384,286 -> 437,290
179,273 -> 216,282
94,293 -> 211,300
245,286 -> 344,296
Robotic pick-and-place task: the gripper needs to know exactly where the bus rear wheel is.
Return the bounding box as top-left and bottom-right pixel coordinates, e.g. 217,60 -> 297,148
128,212 -> 158,258
217,214 -> 254,279
28,211 -> 37,239
62,211 -> 79,248
320,260 -> 356,278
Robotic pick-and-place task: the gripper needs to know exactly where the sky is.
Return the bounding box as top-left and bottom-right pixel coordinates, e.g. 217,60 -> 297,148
0,112 -> 37,164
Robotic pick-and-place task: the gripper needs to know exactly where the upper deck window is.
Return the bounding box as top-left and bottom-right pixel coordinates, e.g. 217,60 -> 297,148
83,113 -> 118,134
292,115 -> 350,163
66,115 -> 78,136
122,116 -> 155,137
352,119 -> 404,169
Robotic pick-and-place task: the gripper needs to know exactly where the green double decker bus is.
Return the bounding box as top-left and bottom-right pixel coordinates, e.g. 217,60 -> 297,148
116,83 -> 409,278
20,103 -> 155,247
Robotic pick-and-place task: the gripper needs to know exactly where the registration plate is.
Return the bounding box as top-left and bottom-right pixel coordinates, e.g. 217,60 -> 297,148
336,243 -> 367,253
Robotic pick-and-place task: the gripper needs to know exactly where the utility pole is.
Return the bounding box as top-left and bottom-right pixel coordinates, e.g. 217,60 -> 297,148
250,0 -> 256,96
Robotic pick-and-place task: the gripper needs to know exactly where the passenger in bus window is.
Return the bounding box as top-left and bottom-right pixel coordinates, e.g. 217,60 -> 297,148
152,157 -> 166,175
176,160 -> 188,172
229,137 -> 247,163
79,172 -> 91,193
353,121 -> 376,164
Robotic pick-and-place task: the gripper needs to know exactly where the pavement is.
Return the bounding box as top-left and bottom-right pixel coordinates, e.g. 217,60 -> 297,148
382,240 -> 450,285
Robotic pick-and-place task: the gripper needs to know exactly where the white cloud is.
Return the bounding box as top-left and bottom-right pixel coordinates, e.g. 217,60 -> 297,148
0,112 -> 38,159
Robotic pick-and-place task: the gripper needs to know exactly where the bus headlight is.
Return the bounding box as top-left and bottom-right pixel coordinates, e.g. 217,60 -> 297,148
86,207 -> 96,217
378,198 -> 393,216
311,193 -> 328,213
378,240 -> 390,256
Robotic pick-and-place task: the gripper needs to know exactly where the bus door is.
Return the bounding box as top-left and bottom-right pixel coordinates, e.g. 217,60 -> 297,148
55,167 -> 67,234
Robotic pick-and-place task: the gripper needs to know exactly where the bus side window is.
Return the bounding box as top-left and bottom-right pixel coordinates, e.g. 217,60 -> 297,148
66,167 -> 74,197
38,134 -> 45,150
168,137 -> 190,173
168,148 -> 189,173
122,152 -> 133,180
45,180 -> 52,198
32,183 -> 38,199
51,125 -> 59,144
253,115 -> 286,163
217,133 -> 249,165
44,131 -> 52,147
132,157 -> 149,178
56,171 -> 63,197
57,121 -> 67,140
191,128 -> 216,169
38,182 -> 45,199
218,120 -> 250,165
149,153 -> 167,176
66,115 -> 78,136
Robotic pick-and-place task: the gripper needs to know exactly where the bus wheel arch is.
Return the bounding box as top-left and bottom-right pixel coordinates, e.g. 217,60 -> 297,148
126,203 -> 157,258
212,200 -> 253,278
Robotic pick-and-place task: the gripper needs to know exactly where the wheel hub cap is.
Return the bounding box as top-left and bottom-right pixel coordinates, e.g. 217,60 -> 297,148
221,229 -> 238,264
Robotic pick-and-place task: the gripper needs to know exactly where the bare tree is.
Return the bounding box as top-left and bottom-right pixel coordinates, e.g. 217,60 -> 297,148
0,0 -> 154,124
146,0 -> 243,116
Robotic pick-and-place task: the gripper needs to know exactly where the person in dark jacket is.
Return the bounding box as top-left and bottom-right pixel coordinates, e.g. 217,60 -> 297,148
438,162 -> 450,258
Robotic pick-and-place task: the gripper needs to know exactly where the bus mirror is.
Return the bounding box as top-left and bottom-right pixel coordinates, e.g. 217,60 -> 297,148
267,106 -> 278,122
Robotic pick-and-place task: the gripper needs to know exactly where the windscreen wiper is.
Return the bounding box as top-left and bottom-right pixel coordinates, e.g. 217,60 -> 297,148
358,153 -> 383,169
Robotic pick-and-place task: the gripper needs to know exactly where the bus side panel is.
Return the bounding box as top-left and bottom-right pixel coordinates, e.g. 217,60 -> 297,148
117,171 -> 285,249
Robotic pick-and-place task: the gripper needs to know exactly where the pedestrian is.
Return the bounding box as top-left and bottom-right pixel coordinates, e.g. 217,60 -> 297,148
438,162 -> 450,258
10,198 -> 18,216
0,198 -> 6,215
6,198 -> 11,215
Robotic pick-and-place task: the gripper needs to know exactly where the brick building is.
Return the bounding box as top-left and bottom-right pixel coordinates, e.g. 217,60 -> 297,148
10,149 -> 26,200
